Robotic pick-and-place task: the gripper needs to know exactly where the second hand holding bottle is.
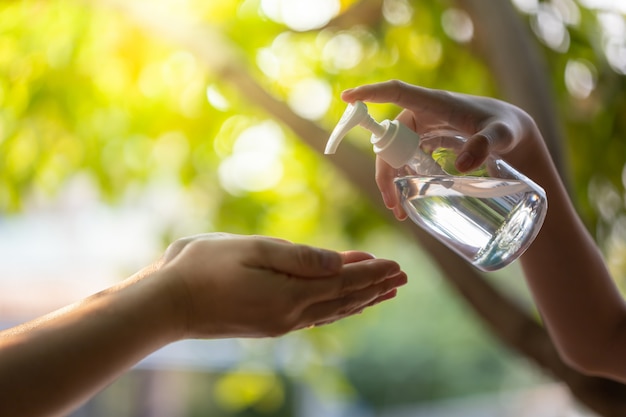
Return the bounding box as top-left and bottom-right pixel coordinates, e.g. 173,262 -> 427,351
325,101 -> 548,272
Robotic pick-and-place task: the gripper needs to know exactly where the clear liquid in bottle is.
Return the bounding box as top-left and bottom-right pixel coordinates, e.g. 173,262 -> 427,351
395,175 -> 546,271
324,101 -> 547,272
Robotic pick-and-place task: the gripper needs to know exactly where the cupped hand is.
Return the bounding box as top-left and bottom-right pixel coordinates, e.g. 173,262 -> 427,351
341,80 -> 543,220
157,233 -> 407,339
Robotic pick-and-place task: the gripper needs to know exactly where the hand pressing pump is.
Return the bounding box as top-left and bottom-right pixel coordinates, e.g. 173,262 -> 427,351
325,101 -> 547,272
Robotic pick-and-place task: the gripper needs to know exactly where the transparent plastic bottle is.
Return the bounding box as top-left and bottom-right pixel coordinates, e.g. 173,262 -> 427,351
325,101 -> 547,271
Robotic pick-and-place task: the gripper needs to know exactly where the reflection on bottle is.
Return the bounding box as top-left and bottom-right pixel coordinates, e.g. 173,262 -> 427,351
396,173 -> 545,271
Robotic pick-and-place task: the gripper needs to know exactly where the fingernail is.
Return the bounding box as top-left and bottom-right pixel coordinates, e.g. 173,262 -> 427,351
394,207 -> 407,221
456,152 -> 474,171
396,274 -> 408,286
387,273 -> 408,286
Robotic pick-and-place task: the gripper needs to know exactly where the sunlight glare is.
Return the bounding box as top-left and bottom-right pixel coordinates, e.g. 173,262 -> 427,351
441,8 -> 474,43
161,51 -> 198,86
552,0 -> 580,25
531,3 -> 570,52
598,12 -> 626,75
257,47 -> 280,79
260,0 -> 340,31
321,33 -> 363,71
151,131 -> 190,172
287,78 -> 332,120
589,177 -> 622,222
206,85 -> 230,111
511,0 -> 539,14
578,0 -> 626,13
383,0 -> 413,26
409,34 -> 443,69
564,59 -> 596,99
218,121 -> 285,194
138,63 -> 163,99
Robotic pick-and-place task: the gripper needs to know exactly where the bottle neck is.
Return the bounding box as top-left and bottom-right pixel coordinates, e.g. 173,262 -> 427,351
399,151 -> 447,176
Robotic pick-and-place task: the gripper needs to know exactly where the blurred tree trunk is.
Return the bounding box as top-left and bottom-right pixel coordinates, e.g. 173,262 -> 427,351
458,0 -> 570,188
100,0 -> 626,415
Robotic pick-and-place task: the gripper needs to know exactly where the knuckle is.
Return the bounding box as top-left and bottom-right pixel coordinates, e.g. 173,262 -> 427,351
246,237 -> 268,257
489,121 -> 514,142
470,134 -> 491,152
432,88 -> 454,104
163,237 -> 194,260
389,79 -> 407,101
388,79 -> 404,90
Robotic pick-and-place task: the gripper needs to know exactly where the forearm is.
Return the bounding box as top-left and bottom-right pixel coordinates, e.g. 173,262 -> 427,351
517,134 -> 626,380
344,80 -> 626,380
0,270 -> 182,417
0,233 -> 406,416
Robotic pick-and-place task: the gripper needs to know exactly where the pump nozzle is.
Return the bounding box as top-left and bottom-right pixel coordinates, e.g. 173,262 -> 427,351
325,100 -> 430,169
324,101 -> 385,154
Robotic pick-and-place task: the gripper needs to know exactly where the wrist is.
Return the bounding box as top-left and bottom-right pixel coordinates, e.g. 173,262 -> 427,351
111,268 -> 189,346
501,116 -> 551,174
141,268 -> 192,342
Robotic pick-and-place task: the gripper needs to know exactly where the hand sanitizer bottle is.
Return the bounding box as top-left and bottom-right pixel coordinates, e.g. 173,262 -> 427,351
325,101 -> 547,272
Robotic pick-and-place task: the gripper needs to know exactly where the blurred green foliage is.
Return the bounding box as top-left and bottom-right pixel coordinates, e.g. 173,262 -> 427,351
1,0 -> 625,415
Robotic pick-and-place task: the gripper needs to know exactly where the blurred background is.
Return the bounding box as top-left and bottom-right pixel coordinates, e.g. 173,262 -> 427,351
0,0 -> 625,416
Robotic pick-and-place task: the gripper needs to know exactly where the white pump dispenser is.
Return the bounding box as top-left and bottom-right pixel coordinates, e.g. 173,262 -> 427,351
325,100 -> 548,272
325,101 -> 444,174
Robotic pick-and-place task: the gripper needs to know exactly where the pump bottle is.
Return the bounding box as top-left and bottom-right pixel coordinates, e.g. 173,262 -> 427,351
325,101 -> 547,272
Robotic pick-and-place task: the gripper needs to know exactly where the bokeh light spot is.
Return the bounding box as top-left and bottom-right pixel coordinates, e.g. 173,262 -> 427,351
383,0 -> 414,26
218,121 -> 285,194
321,33 -> 363,71
260,0 -> 340,31
565,59 -> 596,99
206,84 -> 230,111
287,78 -> 332,120
442,8 -> 474,43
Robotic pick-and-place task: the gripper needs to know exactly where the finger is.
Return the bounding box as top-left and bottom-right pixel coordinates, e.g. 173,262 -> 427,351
363,287 -> 399,309
341,251 -> 375,264
304,289 -> 399,329
375,156 -> 399,209
295,259 -> 403,305
395,108 -> 420,131
249,235 -> 293,244
343,82 -> 497,135
393,205 -> 409,221
456,133 -> 490,172
330,287 -> 400,322
253,239 -> 343,277
341,80 -> 453,114
455,120 -> 515,172
298,272 -> 407,327
375,157 -> 408,220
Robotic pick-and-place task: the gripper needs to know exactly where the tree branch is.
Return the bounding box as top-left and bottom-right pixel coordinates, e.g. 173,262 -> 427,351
458,0 -> 570,186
